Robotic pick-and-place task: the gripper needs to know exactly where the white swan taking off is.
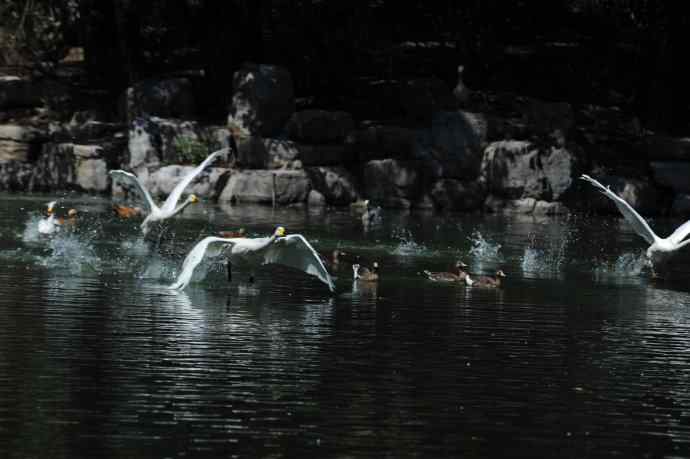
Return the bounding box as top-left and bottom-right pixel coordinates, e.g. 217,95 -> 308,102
580,174 -> 690,269
109,148 -> 227,235
37,200 -> 59,235
169,226 -> 335,292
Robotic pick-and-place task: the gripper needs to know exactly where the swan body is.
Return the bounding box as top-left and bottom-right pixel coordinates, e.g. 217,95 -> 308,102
424,260 -> 469,282
109,148 -> 226,234
580,174 -> 690,269
170,226 -> 335,292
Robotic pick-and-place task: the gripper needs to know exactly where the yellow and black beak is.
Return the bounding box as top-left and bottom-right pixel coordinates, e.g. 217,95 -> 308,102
275,226 -> 286,237
190,194 -> 199,204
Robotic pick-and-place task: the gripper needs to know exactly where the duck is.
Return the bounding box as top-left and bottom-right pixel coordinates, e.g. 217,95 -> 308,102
424,260 -> 470,282
37,200 -> 60,235
113,204 -> 144,219
57,208 -> 79,228
218,228 -> 246,238
352,262 -> 379,282
465,270 -> 506,288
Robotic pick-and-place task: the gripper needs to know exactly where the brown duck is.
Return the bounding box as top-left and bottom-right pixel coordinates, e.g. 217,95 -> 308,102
465,270 -> 506,288
352,262 -> 379,282
424,260 -> 470,282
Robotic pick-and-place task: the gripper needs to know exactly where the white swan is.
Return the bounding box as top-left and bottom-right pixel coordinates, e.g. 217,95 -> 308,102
169,226 -> 335,292
37,200 -> 59,235
580,174 -> 690,270
109,148 -> 227,235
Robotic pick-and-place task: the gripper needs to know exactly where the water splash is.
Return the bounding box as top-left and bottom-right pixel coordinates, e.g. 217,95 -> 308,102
468,231 -> 503,261
21,214 -> 46,243
392,228 -> 428,256
593,252 -> 647,280
520,232 -> 570,278
38,232 -> 101,274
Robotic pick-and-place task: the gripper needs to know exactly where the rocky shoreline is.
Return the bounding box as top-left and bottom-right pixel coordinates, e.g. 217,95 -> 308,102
2,63 -> 690,217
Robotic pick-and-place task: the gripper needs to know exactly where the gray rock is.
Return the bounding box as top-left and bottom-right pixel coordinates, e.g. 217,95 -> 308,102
484,196 -> 538,214
29,143 -> 77,191
298,144 -> 352,166
651,161 -> 690,194
286,110 -> 354,143
400,77 -> 456,122
430,179 -> 486,211
362,159 -> 425,201
0,160 -> 33,190
76,158 -> 109,192
122,77 -> 196,121
147,165 -> 229,200
640,135 -> 690,161
228,63 -> 295,137
671,194 -> 690,216
416,110 -> 487,179
481,140 -> 579,200
0,140 -> 36,162
0,76 -> 42,109
580,175 -> 662,215
306,167 -> 359,205
522,98 -> 574,137
345,125 -> 418,160
307,189 -> 326,207
0,124 -> 48,142
219,170 -> 310,205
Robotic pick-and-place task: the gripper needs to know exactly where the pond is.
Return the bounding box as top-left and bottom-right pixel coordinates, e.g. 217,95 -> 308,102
1,193 -> 689,458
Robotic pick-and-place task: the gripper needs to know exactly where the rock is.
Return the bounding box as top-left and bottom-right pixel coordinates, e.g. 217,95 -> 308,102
286,110 -> 354,143
416,110 -> 487,179
533,200 -> 570,216
481,140 -> 580,200
0,160 -> 33,191
147,165 -> 230,199
484,195 -> 538,214
122,77 -> 196,121
76,158 -> 109,192
523,98 -> 574,137
50,120 -> 126,143
638,135 -> 690,161
430,179 -> 486,211
29,143 -> 76,191
345,125 -> 418,160
219,170 -> 310,205
0,76 -> 42,109
228,63 -> 295,137
306,167 -> 359,205
127,117 -> 231,169
307,189 -> 326,207
363,159 -> 425,202
400,77 -> 456,123
298,144 -> 352,166
236,137 -> 301,169
650,161 -> 690,194
0,140 -> 38,162
0,124 -> 48,142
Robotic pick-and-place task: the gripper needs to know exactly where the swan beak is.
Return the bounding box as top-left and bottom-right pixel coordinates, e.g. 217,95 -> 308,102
275,226 -> 286,237
190,194 -> 199,204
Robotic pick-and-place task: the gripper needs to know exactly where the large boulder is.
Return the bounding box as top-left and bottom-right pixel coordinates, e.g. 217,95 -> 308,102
650,161 -> 690,194
484,195 -> 569,215
146,165 -> 230,200
219,170 -> 310,205
285,110 -> 354,143
127,117 -> 231,170
400,77 -> 456,123
227,63 -> 295,137
575,174 -> 665,215
236,137 -> 353,169
416,110 -> 487,179
0,160 -> 33,191
430,179 -> 485,211
0,124 -> 47,162
362,159 -> 427,205
306,167 -> 359,205
122,77 -> 196,121
29,143 -> 77,191
0,76 -> 42,109
480,140 -> 580,201
345,125 -> 418,160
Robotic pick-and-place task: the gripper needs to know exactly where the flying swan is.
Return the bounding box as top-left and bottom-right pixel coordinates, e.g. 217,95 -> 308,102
169,226 -> 336,292
580,174 -> 690,270
109,148 -> 227,235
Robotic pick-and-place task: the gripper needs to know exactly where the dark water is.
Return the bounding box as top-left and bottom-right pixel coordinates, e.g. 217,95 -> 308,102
1,193 -> 690,458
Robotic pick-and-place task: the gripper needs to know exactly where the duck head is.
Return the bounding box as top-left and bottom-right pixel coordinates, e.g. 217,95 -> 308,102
274,226 -> 286,237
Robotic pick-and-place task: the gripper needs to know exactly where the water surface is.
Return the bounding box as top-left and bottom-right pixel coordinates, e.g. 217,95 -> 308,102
1,193 -> 690,458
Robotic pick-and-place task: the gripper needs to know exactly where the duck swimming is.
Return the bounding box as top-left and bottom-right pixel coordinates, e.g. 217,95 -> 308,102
465,270 -> 506,288
352,262 -> 379,282
424,260 -> 470,282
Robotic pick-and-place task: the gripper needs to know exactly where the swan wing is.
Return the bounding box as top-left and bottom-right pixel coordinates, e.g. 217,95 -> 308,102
109,169 -> 157,213
667,219 -> 690,245
263,234 -> 336,292
580,174 -> 659,245
161,148 -> 227,213
169,236 -> 239,290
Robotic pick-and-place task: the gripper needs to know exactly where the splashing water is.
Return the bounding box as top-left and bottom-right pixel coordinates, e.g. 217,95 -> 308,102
593,252 -> 647,280
38,233 -> 102,274
520,232 -> 571,278
392,228 -> 428,256
468,231 -> 503,261
22,214 -> 46,243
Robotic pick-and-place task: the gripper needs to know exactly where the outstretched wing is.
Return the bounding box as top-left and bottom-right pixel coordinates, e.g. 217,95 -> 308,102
169,236 -> 240,290
263,234 -> 336,292
667,219 -> 690,245
109,170 -> 157,213
161,148 -> 227,213
580,174 -> 659,245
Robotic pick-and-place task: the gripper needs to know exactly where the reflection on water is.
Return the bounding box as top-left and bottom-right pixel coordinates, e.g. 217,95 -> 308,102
1,193 -> 690,458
